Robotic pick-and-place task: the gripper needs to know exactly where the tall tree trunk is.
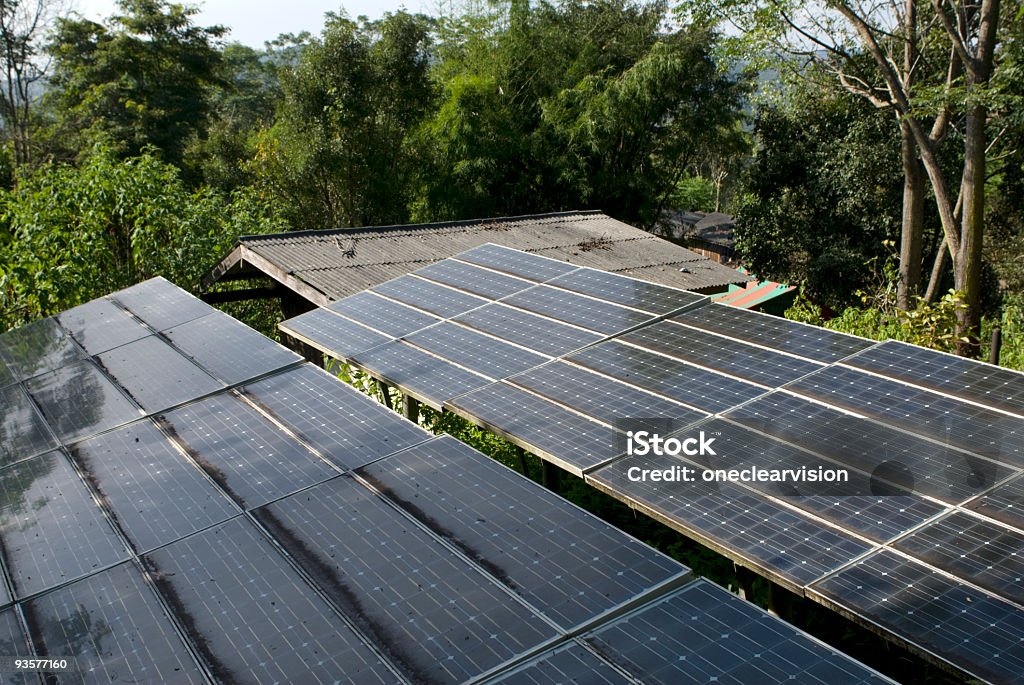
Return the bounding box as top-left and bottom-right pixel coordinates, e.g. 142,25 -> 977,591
898,121 -> 925,309
954,0 -> 1000,356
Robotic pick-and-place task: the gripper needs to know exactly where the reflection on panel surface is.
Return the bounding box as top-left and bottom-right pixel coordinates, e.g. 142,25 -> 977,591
25,360 -> 140,444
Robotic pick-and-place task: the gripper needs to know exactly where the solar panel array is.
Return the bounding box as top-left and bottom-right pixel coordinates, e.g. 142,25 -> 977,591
281,245 -> 1024,684
0,278 -> 895,683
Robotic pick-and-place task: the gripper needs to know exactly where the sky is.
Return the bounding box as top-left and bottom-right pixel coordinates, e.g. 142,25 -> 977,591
72,0 -> 431,47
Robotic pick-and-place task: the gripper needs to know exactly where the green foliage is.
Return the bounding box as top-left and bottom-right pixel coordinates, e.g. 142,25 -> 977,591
0,146 -> 286,329
44,0 -> 227,172
673,174 -> 715,212
252,12 -> 434,229
735,79 -> 910,311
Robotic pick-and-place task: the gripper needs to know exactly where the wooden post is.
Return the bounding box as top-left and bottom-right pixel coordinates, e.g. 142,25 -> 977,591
736,565 -> 756,602
991,327 -> 1002,365
378,381 -> 394,410
403,395 -> 420,423
513,446 -> 530,479
541,460 -> 561,494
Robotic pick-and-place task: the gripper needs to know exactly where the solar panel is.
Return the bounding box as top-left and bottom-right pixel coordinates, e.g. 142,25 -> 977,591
25,360 -> 141,444
965,473 -> 1024,530
486,641 -> 629,685
68,420 -> 238,554
585,579 -> 892,685
278,307 -> 390,359
456,243 -> 579,282
351,340 -> 489,408
671,304 -> 874,363
809,549 -> 1024,685
111,277 -> 214,332
415,259 -> 534,300
0,609 -> 29,675
725,392 -> 1014,504
157,392 -> 337,509
506,361 -> 706,427
403,322 -> 550,380
545,267 -> 704,315
239,364 -> 431,470
254,474 -> 559,684
452,303 -> 603,357
358,436 -> 690,629
327,291 -> 440,337
445,383 -> 624,475
23,562 -> 205,683
587,463 -> 873,588
57,297 -> 151,356
0,317 -> 84,383
372,275 -> 488,318
782,496 -> 946,544
0,383 -> 57,466
565,340 -> 761,414
501,285 -> 651,335
843,339 -> 1024,416
95,335 -> 224,412
143,517 -> 399,684
0,450 -> 127,598
787,365 -> 1024,468
892,511 -> 1024,605
621,320 -> 823,387
0,359 -> 14,389
163,310 -> 301,385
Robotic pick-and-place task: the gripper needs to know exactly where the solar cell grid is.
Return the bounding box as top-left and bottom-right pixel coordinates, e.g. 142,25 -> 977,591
241,364 -> 431,471
586,580 -> 893,685
163,310 -> 301,385
672,304 -> 873,363
112,278 -> 214,332
0,450 -> 127,598
0,609 -> 29,684
95,335 -> 224,412
372,275 -> 488,318
725,392 -> 1014,503
588,462 -> 873,588
254,474 -> 558,684
0,317 -> 84,383
809,549 -> 1024,685
279,307 -> 390,359
404,322 -> 550,381
415,259 -> 534,300
358,436 -> 689,629
445,382 -> 624,474
452,304 -> 602,357
506,361 -> 706,427
23,562 -> 205,684
158,392 -> 337,509
143,517 -> 398,684
57,297 -> 151,356
25,360 -> 141,444
565,340 -> 761,414
893,510 -> 1024,605
783,496 -> 946,543
502,285 -> 651,335
843,339 -> 1024,416
328,290 -> 441,337
622,320 -> 823,387
787,365 -> 1024,468
544,267 -> 703,315
456,243 -> 579,282
0,383 -> 57,466
965,473 -> 1024,530
351,340 -> 489,407
69,420 -> 238,554
486,641 -> 629,685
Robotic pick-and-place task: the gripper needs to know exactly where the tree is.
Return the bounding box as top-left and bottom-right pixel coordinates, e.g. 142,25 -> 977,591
44,0 -> 226,171
0,0 -> 62,164
690,0 -> 1011,355
252,12 -> 434,229
413,0 -> 746,225
0,145 -> 286,327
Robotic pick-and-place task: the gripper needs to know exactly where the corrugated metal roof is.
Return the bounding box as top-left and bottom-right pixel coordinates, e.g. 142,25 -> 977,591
210,211 -> 746,300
